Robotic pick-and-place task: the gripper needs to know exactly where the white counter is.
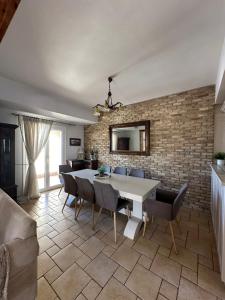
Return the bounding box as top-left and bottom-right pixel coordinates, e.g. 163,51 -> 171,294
211,165 -> 225,282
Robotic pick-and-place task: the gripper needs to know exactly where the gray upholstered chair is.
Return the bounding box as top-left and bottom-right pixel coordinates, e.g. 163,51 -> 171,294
93,181 -> 130,243
61,173 -> 78,212
113,166 -> 127,175
129,168 -> 145,178
143,183 -> 188,254
75,176 -> 95,228
58,164 -> 73,196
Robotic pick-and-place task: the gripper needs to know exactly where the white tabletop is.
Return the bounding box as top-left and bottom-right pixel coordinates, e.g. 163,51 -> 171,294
68,169 -> 160,202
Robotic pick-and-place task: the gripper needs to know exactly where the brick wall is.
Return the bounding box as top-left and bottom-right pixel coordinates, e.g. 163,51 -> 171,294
84,86 -> 215,210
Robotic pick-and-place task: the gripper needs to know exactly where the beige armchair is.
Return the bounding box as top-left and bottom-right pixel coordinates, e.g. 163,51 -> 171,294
0,189 -> 39,300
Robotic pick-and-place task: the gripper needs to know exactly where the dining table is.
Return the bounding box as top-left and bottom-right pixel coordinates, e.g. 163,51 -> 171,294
67,169 -> 160,240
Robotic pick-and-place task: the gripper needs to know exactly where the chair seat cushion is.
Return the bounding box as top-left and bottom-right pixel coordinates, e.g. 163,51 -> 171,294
143,198 -> 173,221
117,198 -> 130,211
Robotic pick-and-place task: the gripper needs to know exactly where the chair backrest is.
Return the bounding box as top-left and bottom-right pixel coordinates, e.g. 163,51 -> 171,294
93,181 -> 119,211
75,176 -> 95,203
61,173 -> 78,197
172,183 -> 188,219
129,168 -> 145,178
102,165 -> 111,173
113,166 -> 127,175
59,164 -> 73,174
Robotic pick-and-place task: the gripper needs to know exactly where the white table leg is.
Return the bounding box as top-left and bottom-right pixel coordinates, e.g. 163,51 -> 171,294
124,201 -> 143,240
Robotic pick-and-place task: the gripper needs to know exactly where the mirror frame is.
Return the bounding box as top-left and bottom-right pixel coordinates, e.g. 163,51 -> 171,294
109,120 -> 150,156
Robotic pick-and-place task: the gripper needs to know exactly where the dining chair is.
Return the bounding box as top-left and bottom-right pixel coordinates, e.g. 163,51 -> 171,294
75,176 -> 95,228
129,168 -> 145,178
113,166 -> 127,175
58,164 -> 73,196
93,181 -> 130,243
61,173 -> 78,212
143,183 -> 188,254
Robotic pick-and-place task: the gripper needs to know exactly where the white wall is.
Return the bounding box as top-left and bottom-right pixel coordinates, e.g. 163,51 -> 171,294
66,124 -> 84,160
216,37 -> 225,103
0,106 -> 84,198
214,105 -> 225,152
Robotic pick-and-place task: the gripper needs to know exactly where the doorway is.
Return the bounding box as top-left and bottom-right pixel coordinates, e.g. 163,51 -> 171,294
35,125 -> 65,191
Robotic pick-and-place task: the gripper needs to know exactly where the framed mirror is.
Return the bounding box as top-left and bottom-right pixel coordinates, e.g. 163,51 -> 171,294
109,120 -> 150,155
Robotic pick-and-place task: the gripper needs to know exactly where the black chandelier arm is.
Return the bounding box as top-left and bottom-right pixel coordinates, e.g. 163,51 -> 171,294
110,101 -> 123,108
93,104 -> 106,109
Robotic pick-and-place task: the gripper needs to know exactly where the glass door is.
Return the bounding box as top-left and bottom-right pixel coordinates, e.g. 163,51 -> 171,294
35,125 -> 65,191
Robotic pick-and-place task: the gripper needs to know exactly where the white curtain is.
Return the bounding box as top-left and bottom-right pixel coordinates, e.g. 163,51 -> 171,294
18,116 -> 53,200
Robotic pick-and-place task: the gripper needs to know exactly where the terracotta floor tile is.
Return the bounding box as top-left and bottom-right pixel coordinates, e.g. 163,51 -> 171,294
160,280 -> 177,300
52,263 -> 91,300
133,236 -> 159,259
45,265 -> 62,284
80,236 -> 105,259
37,277 -> 57,300
198,264 -> 225,299
97,278 -> 136,300
126,264 -> 161,300
85,253 -> 118,287
38,252 -> 55,278
186,238 -> 212,258
181,266 -> 197,284
112,244 -> 140,271
113,266 -> 130,284
52,229 -> 78,248
170,246 -> 197,271
178,277 -> 216,300
82,279 -> 102,300
52,243 -> 83,271
151,254 -> 181,287
38,236 -> 55,253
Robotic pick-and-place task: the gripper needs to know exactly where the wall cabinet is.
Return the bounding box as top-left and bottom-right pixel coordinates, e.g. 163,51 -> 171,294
211,166 -> 225,282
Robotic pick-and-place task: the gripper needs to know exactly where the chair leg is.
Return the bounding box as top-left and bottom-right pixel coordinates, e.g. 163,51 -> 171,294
126,205 -> 131,219
62,194 -> 69,212
169,221 -> 178,254
74,197 -> 78,219
143,212 -> 148,237
58,186 -> 63,197
92,203 -> 95,229
75,199 -> 84,220
94,207 -> 103,229
113,212 -> 117,243
175,218 -> 182,234
151,215 -> 154,223
143,221 -> 147,237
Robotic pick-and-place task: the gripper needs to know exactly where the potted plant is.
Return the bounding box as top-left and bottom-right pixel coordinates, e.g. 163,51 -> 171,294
214,152 -> 225,167
98,165 -> 106,177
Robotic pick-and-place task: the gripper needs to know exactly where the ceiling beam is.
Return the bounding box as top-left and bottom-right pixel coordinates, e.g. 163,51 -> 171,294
0,0 -> 21,42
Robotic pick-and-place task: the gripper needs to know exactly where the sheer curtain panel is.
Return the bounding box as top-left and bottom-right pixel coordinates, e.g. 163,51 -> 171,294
18,116 -> 53,200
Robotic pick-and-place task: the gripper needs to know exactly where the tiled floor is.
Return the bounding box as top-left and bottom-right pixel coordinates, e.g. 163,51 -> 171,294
21,189 -> 225,300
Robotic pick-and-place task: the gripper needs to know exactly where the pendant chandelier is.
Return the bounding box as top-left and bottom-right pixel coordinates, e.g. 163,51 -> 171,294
93,77 -> 123,116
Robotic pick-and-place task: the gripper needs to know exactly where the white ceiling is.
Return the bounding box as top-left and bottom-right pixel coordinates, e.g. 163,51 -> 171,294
0,0 -> 225,108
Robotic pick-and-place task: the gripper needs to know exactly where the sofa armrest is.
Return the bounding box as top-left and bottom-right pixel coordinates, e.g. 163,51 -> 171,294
6,237 -> 39,278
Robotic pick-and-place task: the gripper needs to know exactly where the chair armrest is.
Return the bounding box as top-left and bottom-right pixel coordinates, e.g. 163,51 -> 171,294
6,237 -> 39,277
156,189 -> 178,204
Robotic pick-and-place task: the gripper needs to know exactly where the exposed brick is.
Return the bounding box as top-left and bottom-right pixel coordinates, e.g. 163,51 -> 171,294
84,86 -> 215,211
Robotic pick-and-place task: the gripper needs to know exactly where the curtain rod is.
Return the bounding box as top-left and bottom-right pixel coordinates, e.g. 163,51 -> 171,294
11,113 -> 82,127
